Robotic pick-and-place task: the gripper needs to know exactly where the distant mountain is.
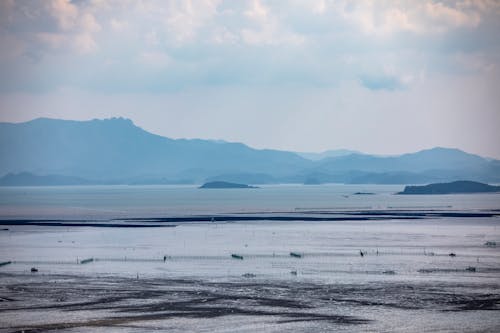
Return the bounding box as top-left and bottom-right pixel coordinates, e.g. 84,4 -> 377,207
0,172 -> 93,186
297,149 -> 362,161
308,148 -> 500,184
315,147 -> 488,173
0,118 -> 309,183
0,118 -> 499,185
398,181 -> 500,195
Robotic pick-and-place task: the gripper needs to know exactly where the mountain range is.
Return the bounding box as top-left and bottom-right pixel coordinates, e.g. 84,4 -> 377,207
1,117 -> 499,186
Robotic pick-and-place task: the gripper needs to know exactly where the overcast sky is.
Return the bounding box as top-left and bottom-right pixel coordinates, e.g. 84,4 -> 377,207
1,0 -> 499,157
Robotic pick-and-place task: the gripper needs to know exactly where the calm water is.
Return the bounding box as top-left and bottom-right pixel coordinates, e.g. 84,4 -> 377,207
0,184 -> 499,281
1,184 -> 499,219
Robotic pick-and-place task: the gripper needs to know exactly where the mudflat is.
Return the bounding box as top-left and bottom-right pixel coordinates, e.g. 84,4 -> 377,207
1,272 -> 499,332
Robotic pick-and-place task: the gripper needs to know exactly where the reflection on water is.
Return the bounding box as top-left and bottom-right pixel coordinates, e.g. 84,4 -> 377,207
1,219 -> 499,283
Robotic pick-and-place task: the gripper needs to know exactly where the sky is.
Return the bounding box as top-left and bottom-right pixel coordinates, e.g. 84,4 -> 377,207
0,0 -> 499,158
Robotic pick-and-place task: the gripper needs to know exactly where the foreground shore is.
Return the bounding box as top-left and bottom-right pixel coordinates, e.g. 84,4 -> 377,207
1,206 -> 500,332
1,272 -> 499,333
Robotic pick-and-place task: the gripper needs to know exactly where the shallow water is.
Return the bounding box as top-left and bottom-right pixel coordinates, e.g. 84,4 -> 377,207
0,185 -> 499,332
1,218 -> 499,283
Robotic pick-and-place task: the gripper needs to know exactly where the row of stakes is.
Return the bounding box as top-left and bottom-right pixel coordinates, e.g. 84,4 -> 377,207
1,249 -> 475,276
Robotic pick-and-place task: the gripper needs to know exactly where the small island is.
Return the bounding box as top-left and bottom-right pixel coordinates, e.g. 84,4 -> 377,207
397,180 -> 500,195
199,181 -> 258,189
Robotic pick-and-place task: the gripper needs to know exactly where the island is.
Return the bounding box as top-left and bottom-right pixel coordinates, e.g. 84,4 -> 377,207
199,181 -> 258,189
397,180 -> 500,195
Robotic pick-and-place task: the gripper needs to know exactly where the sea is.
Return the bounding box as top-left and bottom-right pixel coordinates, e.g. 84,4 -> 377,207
1,183 -> 499,219
0,184 -> 499,332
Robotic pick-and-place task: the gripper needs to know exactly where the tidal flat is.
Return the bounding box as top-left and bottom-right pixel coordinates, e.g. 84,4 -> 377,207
1,212 -> 500,332
1,272 -> 499,333
1,186 -> 500,332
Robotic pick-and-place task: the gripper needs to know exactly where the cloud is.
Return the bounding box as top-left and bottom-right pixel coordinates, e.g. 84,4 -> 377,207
239,0 -> 305,46
80,13 -> 101,34
73,33 -> 98,54
339,0 -> 481,36
163,0 -> 221,43
110,18 -> 127,32
0,0 -> 102,59
0,0 -> 498,93
140,51 -> 171,68
47,0 -> 78,31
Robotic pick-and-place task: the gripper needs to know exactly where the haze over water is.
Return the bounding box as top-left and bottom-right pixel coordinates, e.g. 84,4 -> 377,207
1,184 -> 500,219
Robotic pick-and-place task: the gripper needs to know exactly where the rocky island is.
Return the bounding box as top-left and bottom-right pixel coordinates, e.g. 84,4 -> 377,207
199,181 -> 258,189
398,180 -> 500,195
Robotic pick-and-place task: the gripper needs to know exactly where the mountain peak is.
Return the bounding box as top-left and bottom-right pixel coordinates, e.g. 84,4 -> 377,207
98,117 -> 134,125
419,147 -> 464,153
20,117 -> 136,127
409,147 -> 479,159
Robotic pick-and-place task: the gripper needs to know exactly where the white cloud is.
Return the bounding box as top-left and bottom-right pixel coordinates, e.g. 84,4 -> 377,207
244,0 -> 269,21
340,1 -> 481,36
240,0 -> 305,45
73,33 -> 98,54
424,2 -> 480,31
110,18 -> 128,32
163,0 -> 221,43
80,13 -> 102,34
211,26 -> 239,44
311,0 -> 327,14
47,0 -> 78,31
0,0 -> 497,91
140,51 -> 171,68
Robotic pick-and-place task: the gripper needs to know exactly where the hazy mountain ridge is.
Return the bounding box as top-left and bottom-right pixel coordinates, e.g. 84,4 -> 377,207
0,118 -> 498,185
315,147 -> 488,173
296,149 -> 362,161
0,118 -> 309,183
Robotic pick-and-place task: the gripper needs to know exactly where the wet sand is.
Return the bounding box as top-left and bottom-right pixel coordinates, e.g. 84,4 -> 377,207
1,272 -> 499,332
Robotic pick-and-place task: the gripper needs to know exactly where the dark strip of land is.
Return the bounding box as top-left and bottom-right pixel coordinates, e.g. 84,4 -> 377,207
0,209 -> 498,227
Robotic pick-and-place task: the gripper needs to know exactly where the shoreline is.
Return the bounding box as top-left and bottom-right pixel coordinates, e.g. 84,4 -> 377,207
0,209 -> 499,228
